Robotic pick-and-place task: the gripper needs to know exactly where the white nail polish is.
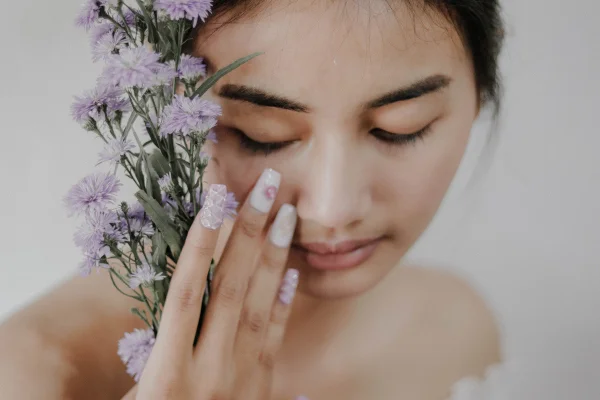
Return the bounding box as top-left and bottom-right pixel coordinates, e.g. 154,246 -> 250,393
269,204 -> 297,248
249,168 -> 281,213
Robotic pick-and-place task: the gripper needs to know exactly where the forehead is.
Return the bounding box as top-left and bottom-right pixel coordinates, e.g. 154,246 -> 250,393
195,0 -> 470,109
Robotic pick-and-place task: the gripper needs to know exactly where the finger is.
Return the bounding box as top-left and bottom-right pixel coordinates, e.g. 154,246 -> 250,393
154,184 -> 226,357
232,205 -> 297,367
121,385 -> 138,400
197,168 -> 281,358
254,268 -> 300,397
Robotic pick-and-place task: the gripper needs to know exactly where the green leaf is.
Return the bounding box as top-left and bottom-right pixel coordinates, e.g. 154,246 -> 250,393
191,52 -> 263,99
152,232 -> 167,270
149,150 -> 171,177
134,155 -> 146,192
146,163 -> 162,203
121,112 -> 138,140
135,191 -> 182,260
134,0 -> 157,44
131,308 -> 152,328
154,276 -> 169,306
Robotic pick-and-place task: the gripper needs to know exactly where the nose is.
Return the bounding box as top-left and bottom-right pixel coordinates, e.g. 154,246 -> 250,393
295,134 -> 371,230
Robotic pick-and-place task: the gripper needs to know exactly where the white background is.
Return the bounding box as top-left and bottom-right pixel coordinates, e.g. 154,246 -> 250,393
0,0 -> 599,398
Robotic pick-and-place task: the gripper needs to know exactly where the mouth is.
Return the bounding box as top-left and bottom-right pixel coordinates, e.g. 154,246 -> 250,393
291,237 -> 382,271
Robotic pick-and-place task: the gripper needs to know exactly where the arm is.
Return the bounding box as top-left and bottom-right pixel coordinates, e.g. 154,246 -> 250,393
0,270 -> 144,400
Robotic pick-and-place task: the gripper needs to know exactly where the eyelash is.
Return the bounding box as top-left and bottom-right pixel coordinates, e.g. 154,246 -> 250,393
369,125 -> 431,146
232,129 -> 294,156
232,125 -> 432,155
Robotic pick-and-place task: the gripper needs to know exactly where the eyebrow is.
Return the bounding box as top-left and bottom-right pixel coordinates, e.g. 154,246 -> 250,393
217,74 -> 452,113
366,75 -> 452,109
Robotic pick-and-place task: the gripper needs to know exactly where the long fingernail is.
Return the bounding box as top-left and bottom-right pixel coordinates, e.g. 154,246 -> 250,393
249,168 -> 281,213
269,204 -> 297,248
279,268 -> 299,305
199,184 -> 227,230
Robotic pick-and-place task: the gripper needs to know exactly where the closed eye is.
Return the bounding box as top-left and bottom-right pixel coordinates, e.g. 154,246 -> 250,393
370,125 -> 431,146
231,128 -> 295,155
230,125 -> 431,156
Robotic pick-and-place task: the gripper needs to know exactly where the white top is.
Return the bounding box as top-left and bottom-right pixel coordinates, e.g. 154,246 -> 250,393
447,359 -> 600,400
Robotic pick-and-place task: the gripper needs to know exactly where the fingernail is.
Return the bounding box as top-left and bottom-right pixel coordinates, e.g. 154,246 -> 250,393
279,268 -> 299,305
249,168 -> 281,213
199,184 -> 227,230
269,204 -> 297,248
295,397 -> 310,400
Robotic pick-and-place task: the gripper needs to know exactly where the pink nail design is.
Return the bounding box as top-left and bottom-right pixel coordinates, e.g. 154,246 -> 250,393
264,185 -> 278,200
249,168 -> 281,213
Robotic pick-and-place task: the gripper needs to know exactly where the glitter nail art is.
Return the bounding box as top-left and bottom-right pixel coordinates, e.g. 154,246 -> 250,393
199,184 -> 227,230
279,268 -> 299,305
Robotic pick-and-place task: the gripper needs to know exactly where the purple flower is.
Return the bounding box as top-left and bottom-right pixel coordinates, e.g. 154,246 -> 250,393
199,151 -> 211,163
170,54 -> 206,81
128,218 -> 155,237
65,172 -> 122,216
160,95 -> 221,137
128,262 -> 166,289
153,0 -> 213,27
98,138 -> 135,164
92,29 -> 128,62
206,129 -> 218,143
75,0 -> 103,30
78,249 -> 111,277
120,202 -> 155,237
223,191 -> 239,218
114,7 -> 136,26
100,47 -> 171,89
126,201 -> 147,220
74,209 -> 119,252
71,85 -> 130,124
151,64 -> 178,88
75,0 -> 122,30
90,22 -> 115,45
118,328 -> 155,382
158,173 -> 173,192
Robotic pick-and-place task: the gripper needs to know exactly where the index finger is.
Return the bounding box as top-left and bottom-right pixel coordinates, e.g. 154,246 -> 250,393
154,184 -> 227,357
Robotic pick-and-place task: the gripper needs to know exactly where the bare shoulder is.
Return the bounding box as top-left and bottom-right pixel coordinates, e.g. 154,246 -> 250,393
0,269 -> 143,399
390,265 -> 502,382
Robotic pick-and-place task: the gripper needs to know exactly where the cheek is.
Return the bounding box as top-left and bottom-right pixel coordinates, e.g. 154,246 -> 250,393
210,136 -> 294,205
380,117 -> 472,236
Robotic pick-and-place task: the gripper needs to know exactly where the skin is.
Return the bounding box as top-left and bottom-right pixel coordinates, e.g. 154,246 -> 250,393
0,1 -> 500,399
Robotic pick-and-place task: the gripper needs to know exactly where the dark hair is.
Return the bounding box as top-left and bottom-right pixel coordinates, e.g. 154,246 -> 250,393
189,0 -> 505,111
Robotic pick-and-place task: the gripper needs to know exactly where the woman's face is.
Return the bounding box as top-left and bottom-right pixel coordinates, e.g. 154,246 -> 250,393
196,0 -> 478,300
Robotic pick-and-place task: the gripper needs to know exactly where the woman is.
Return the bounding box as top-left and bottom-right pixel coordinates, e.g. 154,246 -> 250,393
0,0 -> 504,399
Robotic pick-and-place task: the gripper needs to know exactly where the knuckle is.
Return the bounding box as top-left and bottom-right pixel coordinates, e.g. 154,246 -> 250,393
238,217 -> 262,239
187,236 -> 214,257
210,392 -> 229,400
214,279 -> 246,308
241,308 -> 266,334
258,350 -> 276,370
153,378 -> 178,400
174,281 -> 203,312
260,250 -> 285,273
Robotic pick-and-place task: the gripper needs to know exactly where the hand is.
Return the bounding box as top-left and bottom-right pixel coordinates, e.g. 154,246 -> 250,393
123,169 -> 306,400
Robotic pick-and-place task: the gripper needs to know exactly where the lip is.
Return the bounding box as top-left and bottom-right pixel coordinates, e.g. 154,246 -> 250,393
292,238 -> 381,271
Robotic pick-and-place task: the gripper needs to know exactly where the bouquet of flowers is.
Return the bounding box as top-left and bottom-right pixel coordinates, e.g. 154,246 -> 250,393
65,0 -> 257,381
